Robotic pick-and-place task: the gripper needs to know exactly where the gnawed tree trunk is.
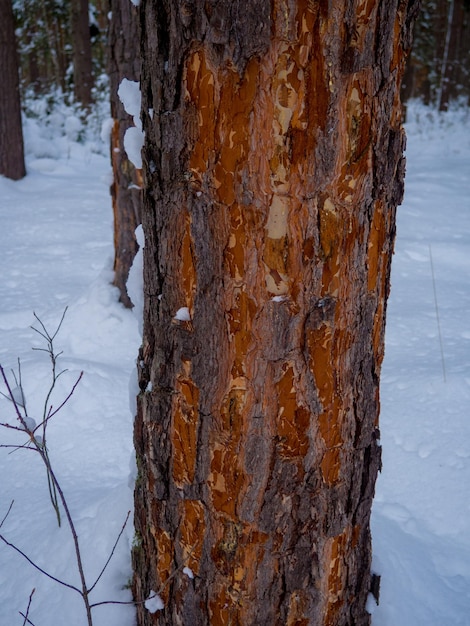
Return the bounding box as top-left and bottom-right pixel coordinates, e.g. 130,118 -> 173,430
0,0 -> 26,181
109,0 -> 142,307
133,1 -> 418,624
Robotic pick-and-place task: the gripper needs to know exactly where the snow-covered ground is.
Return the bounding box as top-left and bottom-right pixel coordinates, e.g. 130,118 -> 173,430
0,98 -> 468,625
372,102 -> 470,625
0,101 -> 141,626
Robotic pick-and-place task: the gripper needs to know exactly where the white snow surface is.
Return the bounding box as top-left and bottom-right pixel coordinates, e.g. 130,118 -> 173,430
173,307 -> 191,322
0,99 -> 469,625
144,591 -> 164,613
0,106 -> 140,626
118,78 -> 144,169
371,101 -> 470,625
117,79 -> 142,130
123,125 -> 144,170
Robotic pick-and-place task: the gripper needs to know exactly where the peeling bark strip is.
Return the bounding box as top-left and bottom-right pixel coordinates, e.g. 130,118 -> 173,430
133,1 -> 417,624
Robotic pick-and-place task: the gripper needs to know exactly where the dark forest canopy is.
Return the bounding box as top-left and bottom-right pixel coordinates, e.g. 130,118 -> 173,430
10,0 -> 470,110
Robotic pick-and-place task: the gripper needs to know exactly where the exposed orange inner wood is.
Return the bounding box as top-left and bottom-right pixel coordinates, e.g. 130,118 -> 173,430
323,528 -> 349,625
171,368 -> 199,487
208,389 -> 246,517
306,321 -> 343,485
276,364 -> 310,459
179,499 -> 205,574
152,526 -> 173,603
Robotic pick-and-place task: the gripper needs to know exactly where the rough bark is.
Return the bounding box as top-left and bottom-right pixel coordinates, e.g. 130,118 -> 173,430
0,0 -> 26,181
108,0 -> 142,307
133,1 -> 417,624
71,0 -> 93,107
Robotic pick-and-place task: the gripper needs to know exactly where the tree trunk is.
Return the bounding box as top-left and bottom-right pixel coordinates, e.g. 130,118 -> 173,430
108,0 -> 142,307
71,0 -> 93,107
133,1 -> 418,624
0,0 -> 26,181
438,0 -> 466,110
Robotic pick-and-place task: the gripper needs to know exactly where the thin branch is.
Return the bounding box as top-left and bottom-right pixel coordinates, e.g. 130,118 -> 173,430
0,422 -> 27,432
30,309 -> 69,445
91,537 -> 203,610
90,599 -> 136,609
50,307 -> 68,341
31,307 -> 68,343
19,614 -> 36,626
0,308 -> 130,625
90,539 -> 202,610
0,533 -> 81,594
26,312 -> 75,528
0,365 -> 28,430
30,328 -> 50,343
0,443 -> 36,455
15,359 -> 27,413
90,590 -> 163,610
0,500 -> 14,528
0,360 -> 26,410
46,371 -> 83,421
33,445 -> 92,623
21,588 -> 36,626
88,511 -> 131,593
90,598 -> 143,609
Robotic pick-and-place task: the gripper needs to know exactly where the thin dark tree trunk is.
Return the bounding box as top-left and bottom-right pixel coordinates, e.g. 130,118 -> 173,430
133,1 -> 419,624
108,0 -> 142,307
0,0 -> 26,181
71,0 -> 93,107
438,0 -> 466,110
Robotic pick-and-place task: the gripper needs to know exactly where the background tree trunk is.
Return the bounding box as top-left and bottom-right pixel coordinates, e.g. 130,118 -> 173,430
402,0 -> 470,109
133,1 -> 418,624
0,0 -> 26,181
108,0 -> 142,307
71,0 -> 93,107
437,0 -> 466,110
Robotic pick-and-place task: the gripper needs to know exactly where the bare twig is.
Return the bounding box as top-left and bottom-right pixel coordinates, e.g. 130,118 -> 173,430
88,510 -> 131,593
0,532 -> 81,594
0,359 -> 27,410
19,613 -> 36,626
14,359 -> 27,412
91,537 -> 202,610
0,310 -> 132,625
0,443 -> 38,453
0,314 -> 92,624
30,309 -> 70,526
31,307 -> 68,343
90,589 -> 165,610
20,588 -> 36,626
0,500 -> 14,528
0,422 -> 28,432
0,362 -> 62,526
30,309 -> 68,431
45,371 -> 83,421
34,445 -> 93,623
0,365 -> 29,429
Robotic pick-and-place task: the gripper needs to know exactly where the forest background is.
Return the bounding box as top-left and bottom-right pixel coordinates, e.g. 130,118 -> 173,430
12,0 -> 470,113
